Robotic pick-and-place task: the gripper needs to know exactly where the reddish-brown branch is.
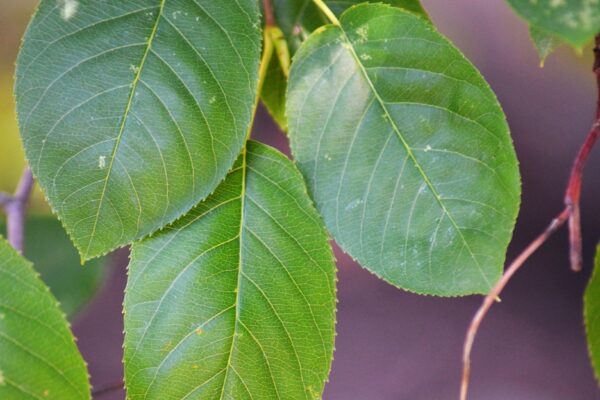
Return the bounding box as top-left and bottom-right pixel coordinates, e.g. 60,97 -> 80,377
0,168 -> 34,253
460,209 -> 569,400
565,120 -> 600,271
263,0 -> 275,27
460,34 -> 600,400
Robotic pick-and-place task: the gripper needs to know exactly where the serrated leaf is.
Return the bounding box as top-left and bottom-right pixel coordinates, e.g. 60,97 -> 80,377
15,0 -> 262,260
506,0 -> 600,48
0,217 -> 108,318
124,141 -> 336,399
585,243 -> 600,383
529,24 -> 563,67
0,238 -> 90,399
261,0 -> 426,131
287,4 -> 521,296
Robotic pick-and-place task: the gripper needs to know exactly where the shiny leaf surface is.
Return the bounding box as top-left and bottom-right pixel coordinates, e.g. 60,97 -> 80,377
15,0 -> 262,259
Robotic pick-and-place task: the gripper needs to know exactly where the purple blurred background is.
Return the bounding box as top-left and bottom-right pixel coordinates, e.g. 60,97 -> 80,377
3,1 -> 600,399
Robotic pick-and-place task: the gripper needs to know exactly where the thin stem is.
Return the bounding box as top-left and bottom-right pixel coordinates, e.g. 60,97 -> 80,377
312,0 -> 341,26
262,0 -> 275,27
460,33 -> 600,400
460,209 -> 570,400
1,168 -> 34,253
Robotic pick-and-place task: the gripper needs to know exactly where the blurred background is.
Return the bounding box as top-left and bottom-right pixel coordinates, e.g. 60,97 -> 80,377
1,0 -> 600,399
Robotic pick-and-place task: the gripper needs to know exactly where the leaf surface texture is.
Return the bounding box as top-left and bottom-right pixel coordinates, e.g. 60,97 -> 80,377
15,0 -> 262,259
287,4 -> 521,295
0,238 -> 90,399
124,141 -> 336,399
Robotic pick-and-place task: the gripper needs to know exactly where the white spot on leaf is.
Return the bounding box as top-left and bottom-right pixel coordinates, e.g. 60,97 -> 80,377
98,156 -> 107,169
59,0 -> 79,21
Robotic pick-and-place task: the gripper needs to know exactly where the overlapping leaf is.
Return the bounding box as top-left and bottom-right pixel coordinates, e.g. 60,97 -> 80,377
0,238 -> 90,399
274,0 -> 427,51
124,141 -> 336,399
288,4 -> 521,296
1,217 -> 108,318
262,0 -> 426,131
585,244 -> 600,382
506,0 -> 600,48
15,0 -> 262,260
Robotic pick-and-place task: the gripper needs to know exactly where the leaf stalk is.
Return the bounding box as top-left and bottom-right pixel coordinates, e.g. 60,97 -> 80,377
312,0 -> 341,26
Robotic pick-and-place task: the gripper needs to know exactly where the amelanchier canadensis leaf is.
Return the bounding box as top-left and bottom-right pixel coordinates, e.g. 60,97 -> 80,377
287,4 -> 521,296
15,0 -> 262,260
0,238 -> 90,399
124,141 -> 337,399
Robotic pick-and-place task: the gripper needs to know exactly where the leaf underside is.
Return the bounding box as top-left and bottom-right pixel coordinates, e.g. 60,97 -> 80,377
15,0 -> 261,260
584,244 -> 600,383
0,238 -> 90,399
506,0 -> 600,48
288,4 -> 521,296
124,141 -> 336,399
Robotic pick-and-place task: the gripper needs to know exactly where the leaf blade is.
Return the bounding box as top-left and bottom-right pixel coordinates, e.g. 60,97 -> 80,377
124,141 -> 336,399
0,238 -> 90,399
15,0 -> 262,259
287,4 -> 521,296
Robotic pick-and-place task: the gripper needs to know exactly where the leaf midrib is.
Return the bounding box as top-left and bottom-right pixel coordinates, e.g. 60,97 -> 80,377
336,22 -> 493,289
83,0 -> 166,259
218,147 -> 249,400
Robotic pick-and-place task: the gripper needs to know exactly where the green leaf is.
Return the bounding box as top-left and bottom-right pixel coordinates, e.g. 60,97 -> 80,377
15,0 -> 262,260
529,24 -> 563,67
585,243 -> 600,382
261,26 -> 291,132
0,238 -> 90,399
124,141 -> 336,399
262,53 -> 289,131
506,0 -> 600,48
262,0 -> 427,131
287,4 -> 521,296
0,217 -> 108,318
